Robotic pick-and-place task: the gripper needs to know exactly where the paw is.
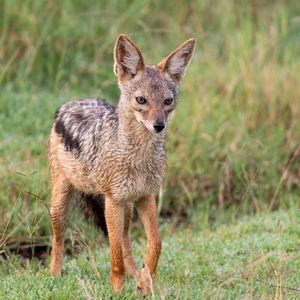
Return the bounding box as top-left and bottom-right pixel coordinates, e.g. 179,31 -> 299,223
136,264 -> 153,297
50,259 -> 63,276
112,274 -> 125,294
50,267 -> 62,276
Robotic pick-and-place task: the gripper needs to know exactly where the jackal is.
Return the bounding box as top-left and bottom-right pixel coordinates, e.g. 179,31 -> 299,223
48,34 -> 195,295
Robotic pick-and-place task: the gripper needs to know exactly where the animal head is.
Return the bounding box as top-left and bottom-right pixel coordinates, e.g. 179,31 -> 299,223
114,34 -> 195,134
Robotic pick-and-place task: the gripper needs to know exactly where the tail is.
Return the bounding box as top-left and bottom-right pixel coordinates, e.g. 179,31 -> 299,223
77,193 -> 108,236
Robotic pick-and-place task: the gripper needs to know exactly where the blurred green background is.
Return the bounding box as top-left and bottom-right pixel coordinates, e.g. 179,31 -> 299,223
1,0 -> 300,247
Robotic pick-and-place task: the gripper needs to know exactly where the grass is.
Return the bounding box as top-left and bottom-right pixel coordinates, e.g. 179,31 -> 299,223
1,209 -> 299,299
0,0 -> 300,298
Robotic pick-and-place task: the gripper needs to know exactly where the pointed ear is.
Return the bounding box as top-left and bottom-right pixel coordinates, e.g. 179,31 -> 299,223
114,34 -> 145,81
158,38 -> 195,83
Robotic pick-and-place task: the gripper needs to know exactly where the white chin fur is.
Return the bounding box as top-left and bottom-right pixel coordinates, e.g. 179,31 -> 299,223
145,124 -> 157,134
144,122 -> 165,134
135,113 -> 164,134
140,120 -> 159,134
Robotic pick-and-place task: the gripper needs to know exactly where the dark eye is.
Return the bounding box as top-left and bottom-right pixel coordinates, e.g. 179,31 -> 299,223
136,96 -> 147,104
164,98 -> 173,105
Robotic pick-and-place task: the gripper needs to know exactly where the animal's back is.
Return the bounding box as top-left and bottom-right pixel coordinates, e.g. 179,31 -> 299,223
49,98 -> 118,193
54,98 -> 118,155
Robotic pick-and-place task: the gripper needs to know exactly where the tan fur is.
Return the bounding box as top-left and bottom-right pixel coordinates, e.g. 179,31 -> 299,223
48,34 -> 195,295
136,264 -> 154,296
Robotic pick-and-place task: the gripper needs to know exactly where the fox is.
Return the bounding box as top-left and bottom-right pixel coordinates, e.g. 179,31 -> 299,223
48,34 -> 195,295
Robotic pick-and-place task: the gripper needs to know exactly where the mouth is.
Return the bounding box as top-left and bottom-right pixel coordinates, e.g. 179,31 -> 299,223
138,120 -> 164,134
149,124 -> 166,134
135,114 -> 165,134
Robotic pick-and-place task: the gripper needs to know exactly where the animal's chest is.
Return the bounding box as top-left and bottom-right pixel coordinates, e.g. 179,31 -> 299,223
111,158 -> 165,202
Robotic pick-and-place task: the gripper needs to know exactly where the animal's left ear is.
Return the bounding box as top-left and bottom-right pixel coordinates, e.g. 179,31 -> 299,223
158,38 -> 195,83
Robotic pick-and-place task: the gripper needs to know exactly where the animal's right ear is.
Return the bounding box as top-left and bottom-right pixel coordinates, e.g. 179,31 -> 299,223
114,34 -> 145,81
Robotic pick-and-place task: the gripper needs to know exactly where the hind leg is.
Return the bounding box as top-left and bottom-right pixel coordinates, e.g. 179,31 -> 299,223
49,174 -> 73,276
122,202 -> 138,278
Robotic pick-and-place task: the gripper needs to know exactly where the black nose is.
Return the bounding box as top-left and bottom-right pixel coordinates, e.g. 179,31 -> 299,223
153,122 -> 165,133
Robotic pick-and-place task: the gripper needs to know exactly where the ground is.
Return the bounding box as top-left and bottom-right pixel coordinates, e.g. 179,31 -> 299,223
1,209 -> 299,299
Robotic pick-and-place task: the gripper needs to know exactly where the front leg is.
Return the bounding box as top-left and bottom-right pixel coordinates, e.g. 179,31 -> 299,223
136,194 -> 162,280
122,202 -> 138,278
105,196 -> 125,293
